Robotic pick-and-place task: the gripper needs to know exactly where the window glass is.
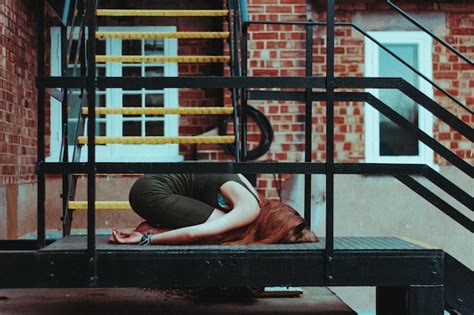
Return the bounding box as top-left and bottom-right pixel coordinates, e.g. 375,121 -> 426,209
378,44 -> 419,156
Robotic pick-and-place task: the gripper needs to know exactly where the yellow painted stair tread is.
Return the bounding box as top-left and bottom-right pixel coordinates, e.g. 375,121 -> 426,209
69,201 -> 131,210
96,9 -> 229,17
82,107 -> 234,115
96,55 -> 230,63
78,136 -> 235,145
96,32 -> 230,39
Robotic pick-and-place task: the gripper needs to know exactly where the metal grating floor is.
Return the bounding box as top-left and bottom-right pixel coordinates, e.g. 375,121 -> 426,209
41,235 -> 425,252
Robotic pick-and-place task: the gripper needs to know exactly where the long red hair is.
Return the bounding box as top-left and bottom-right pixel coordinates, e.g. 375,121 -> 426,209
217,199 -> 319,245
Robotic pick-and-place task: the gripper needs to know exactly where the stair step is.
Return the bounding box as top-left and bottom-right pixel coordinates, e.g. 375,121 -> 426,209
77,136 -> 235,145
69,201 -> 131,210
96,9 -> 229,17
96,55 -> 230,63
82,107 -> 234,116
96,31 -> 230,40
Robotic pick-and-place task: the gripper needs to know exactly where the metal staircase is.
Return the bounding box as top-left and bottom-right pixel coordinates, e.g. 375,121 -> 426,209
0,0 -> 472,314
52,0 -> 243,233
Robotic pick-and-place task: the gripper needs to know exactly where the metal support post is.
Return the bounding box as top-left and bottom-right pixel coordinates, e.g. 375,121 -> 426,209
228,0 -> 241,162
325,0 -> 335,285
36,0 -> 46,249
86,0 -> 97,287
240,24 -> 249,161
60,25 -> 70,237
304,25 -> 314,227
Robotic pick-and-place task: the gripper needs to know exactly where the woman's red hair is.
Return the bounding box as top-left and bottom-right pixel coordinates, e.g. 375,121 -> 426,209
218,199 -> 319,245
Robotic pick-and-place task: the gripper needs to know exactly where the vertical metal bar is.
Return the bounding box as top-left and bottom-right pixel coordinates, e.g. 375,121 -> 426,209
36,0 -> 46,249
86,0 -> 97,287
325,0 -> 335,284
62,0 -> 72,25
65,1 -> 87,236
240,25 -> 249,161
233,0 -> 242,78
60,26 -> 70,237
304,25 -> 314,228
227,0 -> 240,162
240,0 -> 249,23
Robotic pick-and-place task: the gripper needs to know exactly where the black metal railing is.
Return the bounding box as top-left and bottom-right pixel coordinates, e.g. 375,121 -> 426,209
61,0 -> 88,236
227,0 -> 242,161
386,0 -> 474,66
237,0 -> 473,282
36,0 -> 473,291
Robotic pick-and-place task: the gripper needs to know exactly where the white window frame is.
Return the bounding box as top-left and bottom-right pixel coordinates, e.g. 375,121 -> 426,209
364,31 -> 435,167
49,26 -> 182,162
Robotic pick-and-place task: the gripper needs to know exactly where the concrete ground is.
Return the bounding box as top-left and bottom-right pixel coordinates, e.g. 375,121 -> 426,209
0,287 -> 355,315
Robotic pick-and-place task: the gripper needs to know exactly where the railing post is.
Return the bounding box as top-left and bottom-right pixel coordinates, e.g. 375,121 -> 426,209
86,0 -> 97,287
240,0 -> 249,24
227,0 -> 241,162
36,0 -> 46,249
304,24 -> 314,228
325,0 -> 335,285
60,24 -> 70,237
240,23 -> 249,161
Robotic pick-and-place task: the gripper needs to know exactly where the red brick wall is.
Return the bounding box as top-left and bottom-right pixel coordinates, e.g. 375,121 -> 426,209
434,10 -> 474,163
0,0 -> 38,186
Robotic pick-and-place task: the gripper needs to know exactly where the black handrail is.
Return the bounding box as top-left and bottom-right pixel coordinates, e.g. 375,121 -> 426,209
386,0 -> 474,66
365,93 -> 473,178
424,168 -> 473,211
241,20 -> 473,115
335,77 -> 473,142
395,175 -> 473,232
343,22 -> 473,115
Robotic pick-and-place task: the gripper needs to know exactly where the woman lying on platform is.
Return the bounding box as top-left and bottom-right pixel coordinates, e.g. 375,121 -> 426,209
109,174 -> 318,245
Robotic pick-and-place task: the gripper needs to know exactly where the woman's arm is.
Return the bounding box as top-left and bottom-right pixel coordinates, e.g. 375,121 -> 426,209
146,181 -> 260,244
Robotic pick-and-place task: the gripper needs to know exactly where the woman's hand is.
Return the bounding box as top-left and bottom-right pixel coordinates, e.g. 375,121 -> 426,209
109,228 -> 143,244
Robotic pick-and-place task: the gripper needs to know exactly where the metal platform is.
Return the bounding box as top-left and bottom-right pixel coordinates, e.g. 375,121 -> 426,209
0,237 -> 443,290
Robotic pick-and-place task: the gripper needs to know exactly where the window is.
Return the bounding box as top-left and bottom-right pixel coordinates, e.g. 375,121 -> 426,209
364,32 -> 434,166
49,27 -> 181,162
